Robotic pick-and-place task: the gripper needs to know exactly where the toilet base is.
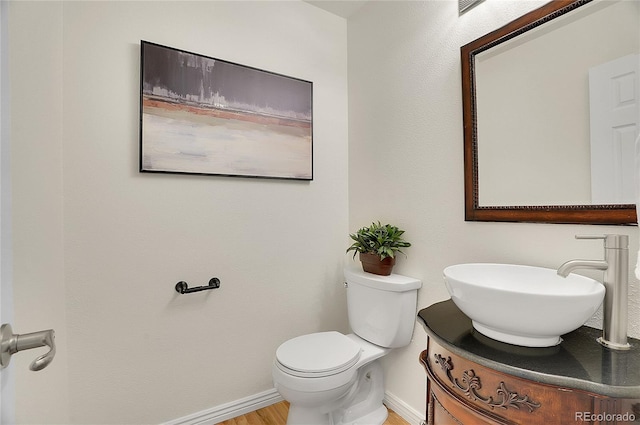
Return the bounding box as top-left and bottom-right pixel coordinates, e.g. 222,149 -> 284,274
340,404 -> 387,425
285,406 -> 387,425
334,361 -> 386,425
283,360 -> 387,425
286,406 -> 332,425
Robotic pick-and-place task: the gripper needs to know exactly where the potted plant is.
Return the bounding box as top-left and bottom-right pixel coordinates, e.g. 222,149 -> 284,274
346,221 -> 411,276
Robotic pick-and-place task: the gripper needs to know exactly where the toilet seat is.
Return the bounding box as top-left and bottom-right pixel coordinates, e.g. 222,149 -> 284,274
275,331 -> 362,378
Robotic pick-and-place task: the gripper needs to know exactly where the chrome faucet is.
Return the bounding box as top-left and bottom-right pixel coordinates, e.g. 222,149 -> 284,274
557,234 -> 630,350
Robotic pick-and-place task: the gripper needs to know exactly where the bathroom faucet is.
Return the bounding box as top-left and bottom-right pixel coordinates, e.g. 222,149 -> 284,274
557,234 -> 630,350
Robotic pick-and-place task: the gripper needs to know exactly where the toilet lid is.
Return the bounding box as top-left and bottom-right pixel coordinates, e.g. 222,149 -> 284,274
276,331 -> 361,377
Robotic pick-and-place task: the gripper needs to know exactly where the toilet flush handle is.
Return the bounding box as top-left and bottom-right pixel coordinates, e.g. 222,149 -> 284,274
0,324 -> 56,371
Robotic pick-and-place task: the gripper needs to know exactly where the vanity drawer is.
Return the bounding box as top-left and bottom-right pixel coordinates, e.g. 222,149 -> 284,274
423,338 -> 595,424
427,364 -> 509,425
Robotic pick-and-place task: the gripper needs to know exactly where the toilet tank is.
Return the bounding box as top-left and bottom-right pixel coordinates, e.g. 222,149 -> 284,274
344,267 -> 422,348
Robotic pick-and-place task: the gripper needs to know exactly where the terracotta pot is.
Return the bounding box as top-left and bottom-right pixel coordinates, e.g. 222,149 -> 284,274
359,252 -> 395,276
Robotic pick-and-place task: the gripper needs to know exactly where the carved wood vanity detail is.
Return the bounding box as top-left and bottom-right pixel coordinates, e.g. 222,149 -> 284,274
418,301 -> 640,424
432,352 -> 541,414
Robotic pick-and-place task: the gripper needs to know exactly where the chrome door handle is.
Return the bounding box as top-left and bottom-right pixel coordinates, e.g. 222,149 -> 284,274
0,324 -> 56,371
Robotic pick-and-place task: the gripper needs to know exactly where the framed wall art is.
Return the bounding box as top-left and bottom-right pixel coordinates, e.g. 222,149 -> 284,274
140,41 -> 313,180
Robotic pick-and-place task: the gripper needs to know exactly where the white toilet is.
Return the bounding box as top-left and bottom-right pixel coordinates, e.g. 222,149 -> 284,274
272,266 -> 422,425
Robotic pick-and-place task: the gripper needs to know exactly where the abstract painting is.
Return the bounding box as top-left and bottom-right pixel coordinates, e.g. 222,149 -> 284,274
140,41 -> 313,180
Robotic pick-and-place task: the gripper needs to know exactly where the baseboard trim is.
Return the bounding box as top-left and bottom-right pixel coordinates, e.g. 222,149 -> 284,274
384,391 -> 426,425
163,388 -> 423,425
162,388 -> 283,425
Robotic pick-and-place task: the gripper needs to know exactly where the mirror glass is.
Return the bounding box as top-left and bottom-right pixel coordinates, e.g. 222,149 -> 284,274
463,0 -> 639,224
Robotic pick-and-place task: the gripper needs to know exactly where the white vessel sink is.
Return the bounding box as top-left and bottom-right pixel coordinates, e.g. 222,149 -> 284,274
443,263 -> 605,347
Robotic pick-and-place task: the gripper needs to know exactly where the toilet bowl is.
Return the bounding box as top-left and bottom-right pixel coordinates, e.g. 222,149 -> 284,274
272,332 -> 390,425
272,268 -> 422,425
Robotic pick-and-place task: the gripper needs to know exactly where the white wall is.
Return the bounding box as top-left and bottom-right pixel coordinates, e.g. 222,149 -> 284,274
10,1 -> 348,423
10,0 -> 640,423
348,0 -> 640,418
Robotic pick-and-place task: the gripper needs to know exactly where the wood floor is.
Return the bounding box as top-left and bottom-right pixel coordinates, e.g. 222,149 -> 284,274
217,401 -> 410,425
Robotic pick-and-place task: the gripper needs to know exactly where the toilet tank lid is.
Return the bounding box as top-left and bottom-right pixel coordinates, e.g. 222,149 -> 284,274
344,266 -> 422,292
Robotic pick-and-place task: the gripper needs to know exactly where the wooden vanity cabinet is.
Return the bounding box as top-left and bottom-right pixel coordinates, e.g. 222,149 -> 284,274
423,338 -> 576,424
417,301 -> 640,425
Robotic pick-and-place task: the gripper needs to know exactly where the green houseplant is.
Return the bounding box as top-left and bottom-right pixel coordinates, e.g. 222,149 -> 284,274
346,221 -> 411,276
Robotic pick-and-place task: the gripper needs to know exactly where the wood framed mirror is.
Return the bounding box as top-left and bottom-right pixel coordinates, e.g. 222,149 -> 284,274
462,0 -> 638,224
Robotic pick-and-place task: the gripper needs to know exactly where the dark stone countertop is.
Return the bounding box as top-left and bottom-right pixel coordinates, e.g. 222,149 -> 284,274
418,300 -> 640,399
